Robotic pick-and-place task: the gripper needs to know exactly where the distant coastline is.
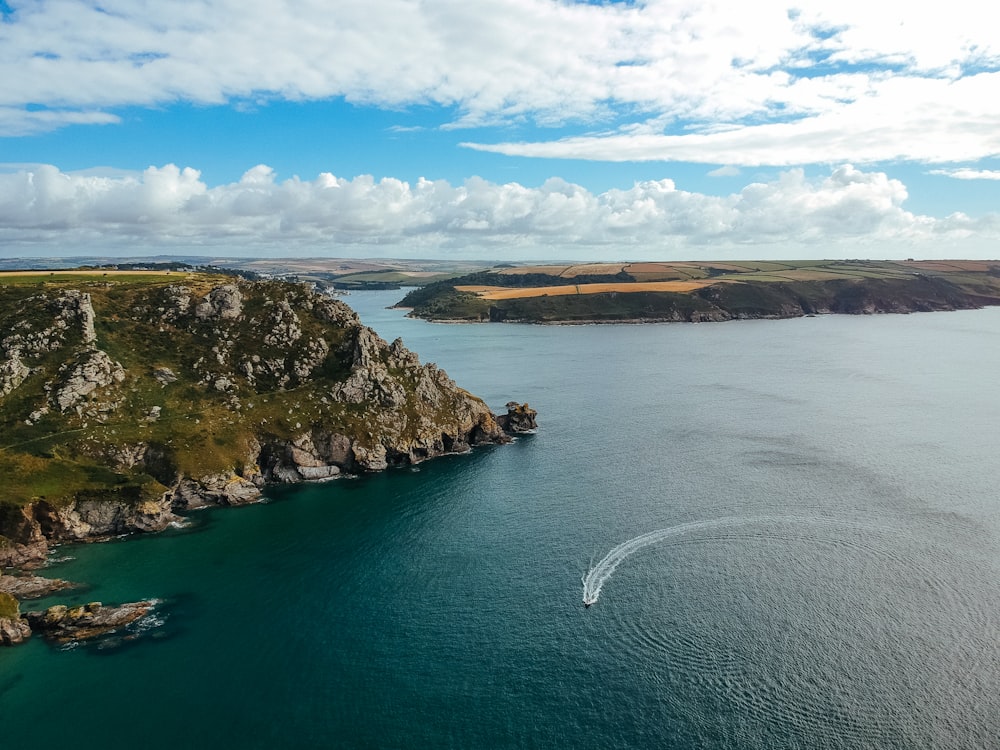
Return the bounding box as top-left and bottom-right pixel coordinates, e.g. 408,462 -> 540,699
395,259 -> 1000,324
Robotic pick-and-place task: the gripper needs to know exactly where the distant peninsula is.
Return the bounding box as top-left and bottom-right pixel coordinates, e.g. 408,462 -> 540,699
0,270 -> 535,644
396,260 -> 1000,323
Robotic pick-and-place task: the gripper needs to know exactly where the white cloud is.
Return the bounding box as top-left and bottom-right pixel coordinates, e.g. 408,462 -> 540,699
0,106 -> 120,136
1,163 -> 998,259
2,1 -> 1000,165
708,166 -> 741,177
930,168 -> 1000,181
462,71 -> 1000,166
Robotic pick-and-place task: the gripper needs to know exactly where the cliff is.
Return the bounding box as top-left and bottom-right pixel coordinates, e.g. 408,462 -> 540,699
0,273 -> 535,574
397,260 -> 1000,323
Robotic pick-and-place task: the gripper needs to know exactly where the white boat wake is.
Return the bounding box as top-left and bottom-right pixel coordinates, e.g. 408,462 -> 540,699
581,515 -> 887,607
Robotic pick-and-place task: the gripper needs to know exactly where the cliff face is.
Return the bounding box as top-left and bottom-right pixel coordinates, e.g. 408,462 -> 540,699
0,275 -> 530,568
399,262 -> 1000,323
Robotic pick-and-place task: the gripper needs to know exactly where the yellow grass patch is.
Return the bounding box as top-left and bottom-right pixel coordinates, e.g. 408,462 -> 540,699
455,281 -> 715,300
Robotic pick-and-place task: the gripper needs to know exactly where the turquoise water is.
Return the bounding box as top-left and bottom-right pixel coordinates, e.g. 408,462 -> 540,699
4,292 -> 1000,748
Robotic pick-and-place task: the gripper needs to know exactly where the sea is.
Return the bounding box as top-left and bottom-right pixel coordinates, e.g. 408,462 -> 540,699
3,290 -> 1000,749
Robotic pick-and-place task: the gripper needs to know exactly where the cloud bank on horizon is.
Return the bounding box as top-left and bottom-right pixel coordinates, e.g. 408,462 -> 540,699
4,162 -> 996,259
1,0 -> 999,259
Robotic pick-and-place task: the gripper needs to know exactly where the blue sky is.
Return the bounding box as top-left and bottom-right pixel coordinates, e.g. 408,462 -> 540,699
2,0 -> 1000,261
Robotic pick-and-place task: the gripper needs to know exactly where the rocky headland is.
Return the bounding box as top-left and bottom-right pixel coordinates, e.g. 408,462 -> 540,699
397,260 -> 1000,324
0,272 -> 536,644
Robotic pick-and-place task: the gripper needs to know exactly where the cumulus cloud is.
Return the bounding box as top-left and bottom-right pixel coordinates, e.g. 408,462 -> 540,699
1,163 -> 997,259
0,106 -> 120,136
2,1 -> 1000,165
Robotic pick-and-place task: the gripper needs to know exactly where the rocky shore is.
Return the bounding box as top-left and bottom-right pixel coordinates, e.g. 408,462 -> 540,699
1,589 -> 156,647
0,274 -> 536,646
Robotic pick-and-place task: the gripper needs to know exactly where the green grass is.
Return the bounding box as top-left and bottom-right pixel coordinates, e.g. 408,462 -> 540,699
0,271 -> 194,287
0,273 -> 377,511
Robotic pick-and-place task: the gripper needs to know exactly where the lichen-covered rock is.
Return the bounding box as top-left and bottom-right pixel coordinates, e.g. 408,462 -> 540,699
153,367 -> 178,386
36,495 -> 180,540
313,294 -> 359,326
195,284 -> 243,321
173,474 -> 262,509
0,573 -> 76,599
60,290 -> 98,344
0,505 -> 49,568
160,285 -> 193,322
0,350 -> 29,399
263,299 -> 302,347
497,402 -> 538,433
0,592 -> 31,646
25,599 -> 154,643
50,348 -> 126,412
103,442 -> 149,471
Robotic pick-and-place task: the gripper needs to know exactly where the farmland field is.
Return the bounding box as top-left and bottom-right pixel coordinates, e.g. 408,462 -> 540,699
400,259 -> 1000,323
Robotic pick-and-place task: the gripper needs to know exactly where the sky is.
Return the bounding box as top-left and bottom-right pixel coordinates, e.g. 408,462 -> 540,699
2,0 -> 1000,262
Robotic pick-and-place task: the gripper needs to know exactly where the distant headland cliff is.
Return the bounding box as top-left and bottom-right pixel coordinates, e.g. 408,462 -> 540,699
396,260 -> 1000,323
0,271 -> 535,644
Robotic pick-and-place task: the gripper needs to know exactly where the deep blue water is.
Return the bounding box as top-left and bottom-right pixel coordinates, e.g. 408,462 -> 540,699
3,292 -> 1000,748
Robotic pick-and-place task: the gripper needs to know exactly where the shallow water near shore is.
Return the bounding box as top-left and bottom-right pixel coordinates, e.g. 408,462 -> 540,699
4,292 -> 1000,748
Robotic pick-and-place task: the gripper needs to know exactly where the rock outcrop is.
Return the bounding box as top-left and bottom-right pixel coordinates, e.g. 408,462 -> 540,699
51,348 -> 126,412
0,352 -> 29,398
1,588 -> 159,647
194,284 -> 243,321
24,600 -> 154,643
497,402 -> 538,433
0,593 -> 31,646
0,573 -> 76,599
0,274 -> 535,572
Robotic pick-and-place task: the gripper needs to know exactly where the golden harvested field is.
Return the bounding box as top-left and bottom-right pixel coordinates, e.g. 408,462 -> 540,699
455,280 -> 715,300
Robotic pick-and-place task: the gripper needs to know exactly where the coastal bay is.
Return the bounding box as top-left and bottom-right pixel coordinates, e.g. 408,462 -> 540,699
3,291 -> 1000,748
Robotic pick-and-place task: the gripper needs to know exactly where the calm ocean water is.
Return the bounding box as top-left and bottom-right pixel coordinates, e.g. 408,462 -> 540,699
3,291 -> 1000,749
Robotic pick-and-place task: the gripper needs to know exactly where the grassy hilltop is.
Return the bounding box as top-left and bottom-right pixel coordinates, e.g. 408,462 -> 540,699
0,270 -> 343,508
397,260 -> 1000,323
0,270 -> 523,567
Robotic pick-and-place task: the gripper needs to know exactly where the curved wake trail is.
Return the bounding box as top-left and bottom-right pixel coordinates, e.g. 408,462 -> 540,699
581,515 -> 887,606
